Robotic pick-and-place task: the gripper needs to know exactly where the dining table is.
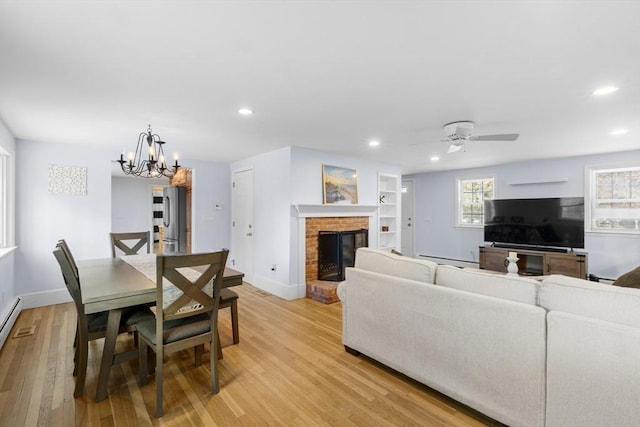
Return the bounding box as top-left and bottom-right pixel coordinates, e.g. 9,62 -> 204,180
77,253 -> 244,402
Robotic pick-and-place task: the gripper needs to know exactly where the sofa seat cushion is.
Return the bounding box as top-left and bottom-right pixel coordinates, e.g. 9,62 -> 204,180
434,265 -> 540,305
540,275 -> 640,328
354,247 -> 437,284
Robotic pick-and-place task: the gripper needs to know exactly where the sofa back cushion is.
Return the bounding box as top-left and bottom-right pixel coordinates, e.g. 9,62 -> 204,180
435,265 -> 539,305
540,275 -> 640,328
354,247 -> 437,284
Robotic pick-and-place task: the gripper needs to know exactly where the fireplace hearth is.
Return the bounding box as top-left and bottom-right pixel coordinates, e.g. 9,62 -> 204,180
317,229 -> 368,282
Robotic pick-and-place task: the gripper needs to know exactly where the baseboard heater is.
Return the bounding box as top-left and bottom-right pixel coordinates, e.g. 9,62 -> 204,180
418,255 -> 478,268
0,297 -> 23,350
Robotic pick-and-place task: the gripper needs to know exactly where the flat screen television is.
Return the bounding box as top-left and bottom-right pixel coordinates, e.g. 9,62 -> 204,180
484,197 -> 585,250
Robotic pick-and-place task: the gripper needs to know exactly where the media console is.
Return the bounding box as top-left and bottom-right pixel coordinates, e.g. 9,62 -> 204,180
479,245 -> 588,279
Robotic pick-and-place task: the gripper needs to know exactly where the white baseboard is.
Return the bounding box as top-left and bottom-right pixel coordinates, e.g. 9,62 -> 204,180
249,275 -> 306,300
20,288 -> 72,309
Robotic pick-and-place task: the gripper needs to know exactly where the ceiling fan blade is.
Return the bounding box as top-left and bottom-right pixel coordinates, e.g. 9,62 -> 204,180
447,144 -> 462,154
470,133 -> 520,141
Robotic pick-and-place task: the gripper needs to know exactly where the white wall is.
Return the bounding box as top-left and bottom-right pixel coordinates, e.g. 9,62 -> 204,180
0,118 -> 17,321
405,150 -> 640,279
231,147 -> 293,295
231,146 -> 401,299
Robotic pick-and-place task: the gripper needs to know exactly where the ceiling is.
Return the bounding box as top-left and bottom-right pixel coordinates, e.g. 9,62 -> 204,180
0,1 -> 638,175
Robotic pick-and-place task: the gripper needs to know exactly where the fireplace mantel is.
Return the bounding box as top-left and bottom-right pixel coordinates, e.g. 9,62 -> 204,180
293,204 -> 377,299
293,204 -> 378,218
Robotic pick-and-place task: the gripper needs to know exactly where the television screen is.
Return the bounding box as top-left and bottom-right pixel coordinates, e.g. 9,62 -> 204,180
484,197 -> 585,249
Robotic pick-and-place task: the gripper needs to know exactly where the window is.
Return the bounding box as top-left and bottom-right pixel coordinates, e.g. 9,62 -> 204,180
0,146 -> 15,250
456,176 -> 494,227
587,165 -> 640,233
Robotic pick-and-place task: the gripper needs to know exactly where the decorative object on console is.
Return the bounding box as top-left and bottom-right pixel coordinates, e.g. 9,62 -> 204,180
322,164 -> 358,205
117,124 -> 180,178
505,252 -> 519,276
612,266 -> 640,288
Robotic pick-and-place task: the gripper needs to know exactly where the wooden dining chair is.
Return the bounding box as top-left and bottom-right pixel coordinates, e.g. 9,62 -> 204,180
110,231 -> 151,257
53,244 -> 154,397
137,249 -> 229,417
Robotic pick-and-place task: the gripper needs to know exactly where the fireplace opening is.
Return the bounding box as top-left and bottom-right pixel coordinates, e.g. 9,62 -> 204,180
317,229 -> 368,281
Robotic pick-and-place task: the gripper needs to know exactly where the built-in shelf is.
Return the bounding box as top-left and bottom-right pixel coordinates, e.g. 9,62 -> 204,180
378,173 -> 401,251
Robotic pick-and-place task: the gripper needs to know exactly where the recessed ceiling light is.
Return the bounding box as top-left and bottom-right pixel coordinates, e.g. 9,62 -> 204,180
368,140 -> 380,147
430,156 -> 440,162
238,108 -> 253,116
592,86 -> 619,96
610,128 -> 629,136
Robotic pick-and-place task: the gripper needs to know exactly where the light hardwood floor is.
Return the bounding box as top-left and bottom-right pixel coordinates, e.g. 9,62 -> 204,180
0,283 -> 501,426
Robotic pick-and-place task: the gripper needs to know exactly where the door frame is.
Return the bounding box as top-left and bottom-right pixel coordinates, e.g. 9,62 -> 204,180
401,178 -> 415,257
231,167 -> 255,283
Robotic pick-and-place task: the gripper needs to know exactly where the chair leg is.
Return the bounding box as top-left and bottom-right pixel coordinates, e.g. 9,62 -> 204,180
194,344 -> 204,366
73,342 -> 79,376
210,333 -> 220,394
155,346 -> 164,417
230,300 -> 239,344
74,332 -> 89,398
138,340 -> 148,386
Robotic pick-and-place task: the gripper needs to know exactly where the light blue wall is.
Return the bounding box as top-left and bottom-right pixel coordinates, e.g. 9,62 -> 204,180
14,139 -> 231,299
231,146 -> 401,298
0,118 -> 17,319
188,159 -> 231,253
111,176 -> 159,233
405,150 -> 640,279
16,140 -> 113,294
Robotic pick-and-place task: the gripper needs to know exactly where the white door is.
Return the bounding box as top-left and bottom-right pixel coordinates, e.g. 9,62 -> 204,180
401,179 -> 415,256
231,169 -> 254,282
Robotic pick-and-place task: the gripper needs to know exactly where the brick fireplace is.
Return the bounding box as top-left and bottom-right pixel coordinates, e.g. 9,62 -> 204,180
293,204 -> 378,303
305,216 -> 369,283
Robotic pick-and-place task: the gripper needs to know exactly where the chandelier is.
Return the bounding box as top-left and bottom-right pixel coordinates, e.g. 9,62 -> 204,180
117,125 -> 180,178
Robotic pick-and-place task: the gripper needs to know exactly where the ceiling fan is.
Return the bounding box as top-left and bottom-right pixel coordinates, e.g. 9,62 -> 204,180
442,121 -> 519,153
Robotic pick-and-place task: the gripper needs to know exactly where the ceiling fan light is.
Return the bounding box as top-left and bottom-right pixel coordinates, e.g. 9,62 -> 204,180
592,86 -> 619,96
447,144 -> 462,154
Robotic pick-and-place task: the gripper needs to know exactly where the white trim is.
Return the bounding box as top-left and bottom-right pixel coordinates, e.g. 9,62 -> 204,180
0,245 -> 17,260
250,274 -> 306,300
20,288 -> 72,309
293,204 -> 378,217
292,204 -> 378,296
585,162 -> 640,234
455,174 -> 496,227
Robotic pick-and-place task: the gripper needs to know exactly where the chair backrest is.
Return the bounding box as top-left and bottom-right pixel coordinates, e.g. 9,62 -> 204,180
57,239 -> 79,278
110,231 -> 151,257
156,250 -> 229,324
53,246 -> 85,317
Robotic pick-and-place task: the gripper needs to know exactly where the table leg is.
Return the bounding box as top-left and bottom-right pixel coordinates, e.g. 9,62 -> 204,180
95,308 -> 122,402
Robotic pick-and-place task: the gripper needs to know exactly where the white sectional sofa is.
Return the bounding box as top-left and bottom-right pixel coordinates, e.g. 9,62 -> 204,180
337,248 -> 640,427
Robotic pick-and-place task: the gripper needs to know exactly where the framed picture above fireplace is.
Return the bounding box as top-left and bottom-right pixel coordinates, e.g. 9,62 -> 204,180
322,164 -> 358,205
